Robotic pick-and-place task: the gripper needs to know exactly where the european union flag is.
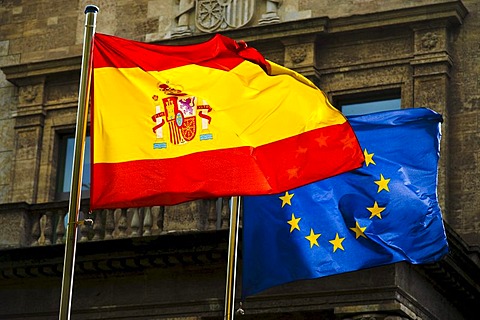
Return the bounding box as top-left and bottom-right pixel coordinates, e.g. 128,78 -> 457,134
242,108 -> 449,298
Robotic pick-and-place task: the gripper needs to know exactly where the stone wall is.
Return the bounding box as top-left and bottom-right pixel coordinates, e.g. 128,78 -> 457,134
0,68 -> 15,203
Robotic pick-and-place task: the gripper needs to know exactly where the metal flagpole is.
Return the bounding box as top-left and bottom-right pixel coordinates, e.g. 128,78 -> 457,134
58,5 -> 99,320
224,196 -> 241,320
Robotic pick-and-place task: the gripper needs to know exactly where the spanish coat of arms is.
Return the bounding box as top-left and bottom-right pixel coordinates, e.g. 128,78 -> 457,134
151,83 -> 212,149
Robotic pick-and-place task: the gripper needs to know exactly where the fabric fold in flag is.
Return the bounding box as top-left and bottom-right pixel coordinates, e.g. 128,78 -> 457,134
90,33 -> 363,209
242,108 -> 448,298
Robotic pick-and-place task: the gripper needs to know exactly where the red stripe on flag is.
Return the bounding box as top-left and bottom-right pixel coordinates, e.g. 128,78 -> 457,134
90,122 -> 363,209
93,33 -> 270,72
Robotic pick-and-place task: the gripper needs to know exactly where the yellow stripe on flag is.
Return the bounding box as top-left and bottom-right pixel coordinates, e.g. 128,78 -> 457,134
93,61 -> 346,163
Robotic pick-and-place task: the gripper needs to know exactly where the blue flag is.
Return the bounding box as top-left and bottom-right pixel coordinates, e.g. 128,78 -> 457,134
242,108 -> 449,298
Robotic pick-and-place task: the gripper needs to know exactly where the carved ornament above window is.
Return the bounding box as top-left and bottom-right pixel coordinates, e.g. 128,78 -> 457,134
421,32 -> 439,50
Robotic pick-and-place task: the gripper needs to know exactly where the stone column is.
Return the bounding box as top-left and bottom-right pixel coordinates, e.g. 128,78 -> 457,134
10,77 -> 46,203
410,22 -> 452,216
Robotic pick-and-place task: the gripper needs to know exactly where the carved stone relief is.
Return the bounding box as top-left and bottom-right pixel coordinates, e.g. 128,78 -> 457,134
195,0 -> 255,32
289,45 -> 307,64
421,32 -> 439,51
171,0 -> 282,37
18,84 -> 43,107
413,26 -> 446,55
283,41 -> 314,70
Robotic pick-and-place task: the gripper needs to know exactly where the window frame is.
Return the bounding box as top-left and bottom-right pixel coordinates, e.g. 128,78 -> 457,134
55,131 -> 91,201
333,88 -> 402,116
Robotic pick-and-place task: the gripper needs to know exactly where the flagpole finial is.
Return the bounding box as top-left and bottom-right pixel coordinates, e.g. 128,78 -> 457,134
85,5 -> 99,14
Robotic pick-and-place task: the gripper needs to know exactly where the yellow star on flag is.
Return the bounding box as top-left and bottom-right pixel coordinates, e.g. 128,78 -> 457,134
367,201 -> 385,219
329,233 -> 345,252
350,221 -> 367,239
305,229 -> 321,248
287,213 -> 301,233
364,149 -> 375,166
279,191 -> 294,207
374,174 -> 391,193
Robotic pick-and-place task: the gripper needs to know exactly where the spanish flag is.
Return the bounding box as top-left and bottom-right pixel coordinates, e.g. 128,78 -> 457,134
91,33 -> 364,209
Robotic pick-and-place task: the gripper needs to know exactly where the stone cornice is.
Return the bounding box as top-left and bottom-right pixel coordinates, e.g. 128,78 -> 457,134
0,228 -> 229,279
326,0 -> 467,34
2,56 -> 81,87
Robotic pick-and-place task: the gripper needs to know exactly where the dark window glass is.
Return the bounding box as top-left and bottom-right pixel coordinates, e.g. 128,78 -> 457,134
335,89 -> 401,116
57,134 -> 90,200
340,98 -> 401,116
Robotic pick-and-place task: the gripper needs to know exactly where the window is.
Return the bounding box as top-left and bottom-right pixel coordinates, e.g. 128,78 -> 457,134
56,134 -> 90,200
335,90 -> 401,116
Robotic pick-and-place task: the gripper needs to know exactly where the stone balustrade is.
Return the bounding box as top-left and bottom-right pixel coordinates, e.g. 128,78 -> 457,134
0,198 -> 231,249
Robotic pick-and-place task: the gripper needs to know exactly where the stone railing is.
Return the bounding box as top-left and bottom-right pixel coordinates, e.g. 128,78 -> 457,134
0,198 -> 231,249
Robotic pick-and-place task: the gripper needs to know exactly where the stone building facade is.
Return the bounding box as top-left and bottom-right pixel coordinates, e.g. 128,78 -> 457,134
0,0 -> 479,319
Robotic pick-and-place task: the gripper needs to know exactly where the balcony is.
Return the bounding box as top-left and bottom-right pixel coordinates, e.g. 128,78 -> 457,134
0,198 -> 230,249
